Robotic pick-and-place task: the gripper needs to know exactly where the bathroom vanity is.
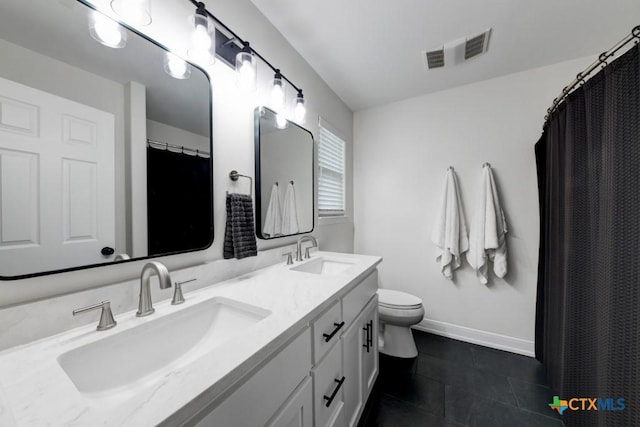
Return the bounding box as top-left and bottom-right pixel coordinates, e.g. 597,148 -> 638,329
0,252 -> 381,426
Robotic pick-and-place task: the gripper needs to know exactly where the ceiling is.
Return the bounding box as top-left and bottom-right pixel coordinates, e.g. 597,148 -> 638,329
249,0 -> 640,111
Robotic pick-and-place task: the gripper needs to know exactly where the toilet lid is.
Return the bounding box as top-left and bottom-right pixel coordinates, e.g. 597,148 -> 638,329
377,289 -> 423,310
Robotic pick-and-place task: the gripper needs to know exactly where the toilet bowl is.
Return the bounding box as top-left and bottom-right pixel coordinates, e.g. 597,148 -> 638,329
377,289 -> 424,358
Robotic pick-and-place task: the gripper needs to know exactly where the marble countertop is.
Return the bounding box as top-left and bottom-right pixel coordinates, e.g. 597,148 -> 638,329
0,251 -> 381,426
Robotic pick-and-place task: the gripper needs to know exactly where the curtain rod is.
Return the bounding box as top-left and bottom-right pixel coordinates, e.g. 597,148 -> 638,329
544,25 -> 640,127
147,139 -> 210,156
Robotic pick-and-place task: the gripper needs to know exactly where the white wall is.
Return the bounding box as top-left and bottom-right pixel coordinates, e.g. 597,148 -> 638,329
354,56 -> 594,355
146,119 -> 209,152
0,0 -> 354,308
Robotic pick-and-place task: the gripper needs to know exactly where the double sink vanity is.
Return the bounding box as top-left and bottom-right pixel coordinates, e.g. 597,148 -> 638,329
0,251 -> 382,426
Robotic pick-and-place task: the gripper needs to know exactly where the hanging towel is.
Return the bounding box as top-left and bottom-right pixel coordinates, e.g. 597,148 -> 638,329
431,169 -> 469,280
223,193 -> 258,259
466,165 -> 508,284
262,183 -> 282,238
281,182 -> 299,235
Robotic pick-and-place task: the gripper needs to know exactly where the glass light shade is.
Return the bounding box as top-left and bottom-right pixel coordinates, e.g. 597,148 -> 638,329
270,74 -> 285,111
110,0 -> 151,26
294,91 -> 306,123
89,10 -> 127,48
187,12 -> 214,65
163,52 -> 191,79
235,49 -> 257,92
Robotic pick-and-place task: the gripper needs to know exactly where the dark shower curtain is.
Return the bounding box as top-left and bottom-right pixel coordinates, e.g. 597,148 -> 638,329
535,44 -> 639,426
147,146 -> 212,256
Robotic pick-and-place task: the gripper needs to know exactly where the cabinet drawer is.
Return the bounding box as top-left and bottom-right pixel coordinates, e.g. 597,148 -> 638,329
312,339 -> 344,427
194,328 -> 311,426
312,301 -> 343,364
342,270 -> 377,328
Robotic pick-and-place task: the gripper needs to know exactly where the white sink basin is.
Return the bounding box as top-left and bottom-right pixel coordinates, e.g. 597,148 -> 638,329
57,297 -> 270,396
290,256 -> 356,275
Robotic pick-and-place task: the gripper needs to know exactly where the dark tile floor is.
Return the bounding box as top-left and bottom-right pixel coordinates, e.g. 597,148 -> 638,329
358,330 -> 564,427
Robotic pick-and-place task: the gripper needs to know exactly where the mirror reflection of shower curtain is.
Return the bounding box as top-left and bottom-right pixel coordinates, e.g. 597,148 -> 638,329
147,146 -> 212,255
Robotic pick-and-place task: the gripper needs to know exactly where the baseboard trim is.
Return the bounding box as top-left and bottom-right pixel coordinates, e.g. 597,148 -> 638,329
413,319 -> 535,357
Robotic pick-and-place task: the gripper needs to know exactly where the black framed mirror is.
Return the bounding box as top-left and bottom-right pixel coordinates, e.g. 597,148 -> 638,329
0,0 -> 213,279
254,107 -> 314,239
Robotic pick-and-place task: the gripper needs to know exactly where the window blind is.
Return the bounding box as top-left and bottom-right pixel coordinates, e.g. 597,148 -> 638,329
318,124 -> 345,217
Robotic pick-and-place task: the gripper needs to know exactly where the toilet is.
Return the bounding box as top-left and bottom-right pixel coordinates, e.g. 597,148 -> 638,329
377,289 -> 425,358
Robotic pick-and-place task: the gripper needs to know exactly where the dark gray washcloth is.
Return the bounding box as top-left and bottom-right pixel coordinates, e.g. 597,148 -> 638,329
223,193 -> 258,259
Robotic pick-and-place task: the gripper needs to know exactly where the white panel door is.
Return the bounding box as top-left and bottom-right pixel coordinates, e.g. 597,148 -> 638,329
0,77 -> 115,275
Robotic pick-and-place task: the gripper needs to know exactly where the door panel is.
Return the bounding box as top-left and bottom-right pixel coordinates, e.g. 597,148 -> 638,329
0,77 -> 115,275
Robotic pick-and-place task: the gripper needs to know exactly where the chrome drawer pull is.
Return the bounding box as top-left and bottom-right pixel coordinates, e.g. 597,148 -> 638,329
323,376 -> 346,407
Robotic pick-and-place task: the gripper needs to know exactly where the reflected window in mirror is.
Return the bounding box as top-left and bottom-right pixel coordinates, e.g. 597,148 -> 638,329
0,0 -> 213,279
254,107 -> 314,239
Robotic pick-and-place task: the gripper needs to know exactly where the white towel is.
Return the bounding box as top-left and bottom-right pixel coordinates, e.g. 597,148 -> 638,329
281,182 -> 299,235
262,183 -> 282,237
466,165 -> 508,284
431,169 -> 469,280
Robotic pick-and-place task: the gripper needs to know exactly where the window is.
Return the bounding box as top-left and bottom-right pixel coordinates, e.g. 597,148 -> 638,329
318,123 -> 346,217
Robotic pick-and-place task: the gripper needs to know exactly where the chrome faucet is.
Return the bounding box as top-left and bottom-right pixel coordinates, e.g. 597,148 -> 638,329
137,262 -> 172,317
296,235 -> 318,262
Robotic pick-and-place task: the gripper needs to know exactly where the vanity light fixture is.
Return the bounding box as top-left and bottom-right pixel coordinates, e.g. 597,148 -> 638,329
235,42 -> 257,92
164,52 -> 191,79
271,69 -> 285,111
294,90 -> 306,123
88,10 -> 127,48
187,2 -> 214,65
110,0 -> 152,26
185,0 -> 307,119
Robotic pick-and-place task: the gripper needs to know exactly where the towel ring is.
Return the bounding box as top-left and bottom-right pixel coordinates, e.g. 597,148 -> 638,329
228,170 -> 253,197
447,166 -> 454,171
482,162 -> 491,168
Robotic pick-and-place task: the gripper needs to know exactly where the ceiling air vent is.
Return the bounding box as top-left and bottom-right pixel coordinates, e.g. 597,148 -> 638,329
464,29 -> 491,60
424,48 -> 445,69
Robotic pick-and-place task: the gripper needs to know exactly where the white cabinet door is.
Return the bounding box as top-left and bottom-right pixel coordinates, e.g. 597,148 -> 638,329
0,76 -> 115,275
267,376 -> 313,427
342,311 -> 365,427
342,294 -> 379,427
361,296 -> 379,401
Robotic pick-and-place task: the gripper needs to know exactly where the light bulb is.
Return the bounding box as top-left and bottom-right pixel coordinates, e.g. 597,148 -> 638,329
89,11 -> 126,48
276,113 -> 287,129
294,91 -> 306,123
271,71 -> 285,111
192,23 -> 211,51
187,7 -> 214,65
164,52 -> 191,79
235,43 -> 257,92
110,0 -> 151,26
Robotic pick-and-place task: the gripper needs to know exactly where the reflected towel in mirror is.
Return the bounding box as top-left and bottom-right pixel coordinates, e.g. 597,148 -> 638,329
281,182 -> 299,235
263,183 -> 282,238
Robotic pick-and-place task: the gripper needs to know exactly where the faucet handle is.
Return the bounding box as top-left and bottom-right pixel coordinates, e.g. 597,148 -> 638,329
283,252 -> 294,265
305,247 -> 313,259
72,301 -> 117,331
172,279 -> 196,305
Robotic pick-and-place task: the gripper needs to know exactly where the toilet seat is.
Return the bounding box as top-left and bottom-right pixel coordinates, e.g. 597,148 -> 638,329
377,289 -> 422,310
